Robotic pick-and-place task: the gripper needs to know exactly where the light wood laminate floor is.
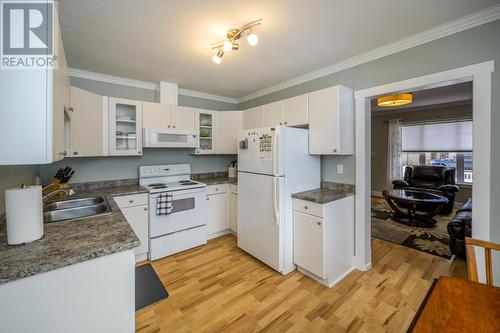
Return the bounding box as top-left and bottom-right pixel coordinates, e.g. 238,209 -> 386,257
136,235 -> 466,333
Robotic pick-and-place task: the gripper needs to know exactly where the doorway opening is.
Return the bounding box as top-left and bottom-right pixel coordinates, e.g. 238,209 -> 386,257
370,82 -> 472,260
353,61 -> 493,277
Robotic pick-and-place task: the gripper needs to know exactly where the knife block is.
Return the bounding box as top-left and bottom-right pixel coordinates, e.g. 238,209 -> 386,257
42,178 -> 71,196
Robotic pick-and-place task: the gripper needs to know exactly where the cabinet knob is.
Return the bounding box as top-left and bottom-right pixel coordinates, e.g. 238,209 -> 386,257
129,200 -> 134,203
215,188 -> 218,191
59,151 -> 67,157
284,121 -> 288,125
73,151 -> 78,155
173,125 -> 176,128
304,205 -> 308,209
144,207 -> 148,211
206,197 -> 209,201
168,125 -> 171,128
317,221 -> 322,226
279,122 -> 282,125
333,148 -> 337,153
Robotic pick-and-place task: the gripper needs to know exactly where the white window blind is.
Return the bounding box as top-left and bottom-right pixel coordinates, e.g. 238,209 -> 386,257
401,121 -> 472,152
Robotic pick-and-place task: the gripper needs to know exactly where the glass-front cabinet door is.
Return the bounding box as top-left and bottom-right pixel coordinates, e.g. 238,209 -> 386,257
109,97 -> 142,156
197,110 -> 218,154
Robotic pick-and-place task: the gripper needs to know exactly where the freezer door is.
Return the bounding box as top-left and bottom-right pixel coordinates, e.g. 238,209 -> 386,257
238,127 -> 284,176
237,171 -> 284,272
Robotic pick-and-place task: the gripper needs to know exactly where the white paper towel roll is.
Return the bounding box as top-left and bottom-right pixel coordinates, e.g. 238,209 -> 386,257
5,185 -> 43,245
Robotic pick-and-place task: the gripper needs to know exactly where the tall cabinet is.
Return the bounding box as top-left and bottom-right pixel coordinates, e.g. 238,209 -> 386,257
108,98 -> 143,156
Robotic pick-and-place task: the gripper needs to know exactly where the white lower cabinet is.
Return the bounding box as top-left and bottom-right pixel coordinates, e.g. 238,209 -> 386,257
293,195 -> 354,287
206,185 -> 228,238
294,211 -> 325,278
114,193 -> 149,261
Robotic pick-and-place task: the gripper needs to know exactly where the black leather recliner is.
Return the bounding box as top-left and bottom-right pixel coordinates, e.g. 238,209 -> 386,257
392,166 -> 459,214
447,198 -> 472,258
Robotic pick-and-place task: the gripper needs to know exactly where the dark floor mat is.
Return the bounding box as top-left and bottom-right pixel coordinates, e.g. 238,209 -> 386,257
136,263 -> 169,311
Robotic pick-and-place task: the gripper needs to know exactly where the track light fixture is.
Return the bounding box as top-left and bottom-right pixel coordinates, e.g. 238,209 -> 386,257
211,19 -> 262,64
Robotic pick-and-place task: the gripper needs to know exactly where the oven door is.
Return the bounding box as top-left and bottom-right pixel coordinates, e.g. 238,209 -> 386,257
149,188 -> 206,238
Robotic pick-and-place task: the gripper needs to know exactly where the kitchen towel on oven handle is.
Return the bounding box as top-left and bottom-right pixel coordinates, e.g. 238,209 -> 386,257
156,192 -> 173,215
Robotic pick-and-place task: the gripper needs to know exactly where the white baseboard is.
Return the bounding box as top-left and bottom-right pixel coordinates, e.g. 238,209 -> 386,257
207,229 -> 232,240
297,266 -> 357,288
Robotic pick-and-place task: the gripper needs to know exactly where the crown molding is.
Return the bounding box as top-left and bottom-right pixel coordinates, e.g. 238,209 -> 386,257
68,68 -> 159,90
237,5 -> 500,103
68,68 -> 237,104
178,88 -> 237,104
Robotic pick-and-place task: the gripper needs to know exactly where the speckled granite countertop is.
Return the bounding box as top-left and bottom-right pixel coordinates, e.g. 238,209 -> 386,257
191,172 -> 238,186
0,180 -> 147,285
292,182 -> 354,204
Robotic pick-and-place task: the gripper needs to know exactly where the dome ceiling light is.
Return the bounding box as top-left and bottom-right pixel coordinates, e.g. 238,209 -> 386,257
377,93 -> 413,107
211,19 -> 262,64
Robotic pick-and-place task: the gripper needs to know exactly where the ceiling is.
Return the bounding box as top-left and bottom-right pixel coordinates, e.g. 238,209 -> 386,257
59,0 -> 497,99
371,82 -> 472,113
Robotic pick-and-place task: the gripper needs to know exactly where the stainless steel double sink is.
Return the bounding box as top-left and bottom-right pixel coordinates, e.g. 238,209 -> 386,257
43,196 -> 112,223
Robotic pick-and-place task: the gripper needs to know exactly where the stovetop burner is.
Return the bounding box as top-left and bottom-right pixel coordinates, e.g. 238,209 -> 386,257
180,181 -> 198,185
151,185 -> 168,189
148,183 -> 167,187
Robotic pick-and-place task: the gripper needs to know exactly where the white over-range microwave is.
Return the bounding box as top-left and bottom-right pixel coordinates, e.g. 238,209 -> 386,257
143,128 -> 198,148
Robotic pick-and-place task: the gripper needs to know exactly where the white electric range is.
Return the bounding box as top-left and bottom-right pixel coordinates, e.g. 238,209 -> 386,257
139,164 -> 207,260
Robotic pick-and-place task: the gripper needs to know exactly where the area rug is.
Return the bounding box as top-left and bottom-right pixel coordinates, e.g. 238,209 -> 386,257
136,263 -> 169,311
371,197 -> 453,259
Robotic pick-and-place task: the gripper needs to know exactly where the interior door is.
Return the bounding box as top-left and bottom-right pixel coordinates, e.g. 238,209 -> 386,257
237,172 -> 284,272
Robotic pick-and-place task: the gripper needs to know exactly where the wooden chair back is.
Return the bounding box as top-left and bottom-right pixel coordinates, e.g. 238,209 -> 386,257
465,237 -> 500,285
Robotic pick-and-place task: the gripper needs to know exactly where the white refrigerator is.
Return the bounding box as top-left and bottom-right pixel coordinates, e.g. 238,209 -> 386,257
237,126 -> 320,274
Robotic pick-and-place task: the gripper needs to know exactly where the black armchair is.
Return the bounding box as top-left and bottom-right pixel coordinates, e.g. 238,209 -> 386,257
447,198 -> 472,258
392,165 -> 459,214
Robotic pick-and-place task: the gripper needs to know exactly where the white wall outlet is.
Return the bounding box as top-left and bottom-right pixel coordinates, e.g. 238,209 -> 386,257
337,164 -> 344,175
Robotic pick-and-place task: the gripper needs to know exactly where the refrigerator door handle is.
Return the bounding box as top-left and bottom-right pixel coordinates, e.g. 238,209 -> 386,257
273,177 -> 279,226
272,130 -> 280,176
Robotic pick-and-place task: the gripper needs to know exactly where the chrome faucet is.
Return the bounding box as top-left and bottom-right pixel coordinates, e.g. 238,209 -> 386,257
42,188 -> 76,202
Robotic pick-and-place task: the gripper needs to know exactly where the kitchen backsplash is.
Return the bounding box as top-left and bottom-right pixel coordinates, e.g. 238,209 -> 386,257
38,149 -> 236,184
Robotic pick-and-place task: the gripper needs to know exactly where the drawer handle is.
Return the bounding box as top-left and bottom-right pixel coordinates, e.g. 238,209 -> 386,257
129,200 -> 134,203
304,205 -> 308,209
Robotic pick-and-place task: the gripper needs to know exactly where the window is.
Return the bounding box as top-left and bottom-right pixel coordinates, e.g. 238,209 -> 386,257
401,120 -> 473,185
401,152 -> 473,184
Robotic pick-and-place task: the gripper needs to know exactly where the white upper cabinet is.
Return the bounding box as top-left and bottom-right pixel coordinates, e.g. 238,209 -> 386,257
263,94 -> 308,128
308,85 -> 354,155
284,94 -> 308,127
170,105 -> 197,131
142,102 -> 171,130
264,101 -> 284,127
197,110 -> 218,154
243,106 -> 265,129
108,98 -> 143,156
0,18 -> 70,165
142,102 -> 196,131
69,87 -> 108,157
218,111 -> 243,154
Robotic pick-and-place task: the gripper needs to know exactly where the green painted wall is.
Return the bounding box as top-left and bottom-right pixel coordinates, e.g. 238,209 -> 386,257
70,77 -> 237,110
38,78 -> 238,184
239,19 -> 500,282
